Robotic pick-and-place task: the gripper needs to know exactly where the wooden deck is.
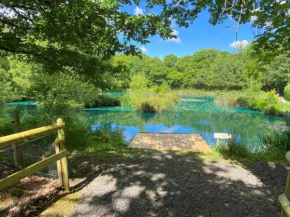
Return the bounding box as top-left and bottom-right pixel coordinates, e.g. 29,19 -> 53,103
129,133 -> 212,152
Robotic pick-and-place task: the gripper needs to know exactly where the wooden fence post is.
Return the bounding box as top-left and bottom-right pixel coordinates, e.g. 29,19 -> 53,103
282,152 -> 290,217
12,110 -> 23,170
56,118 -> 70,192
55,139 -> 64,186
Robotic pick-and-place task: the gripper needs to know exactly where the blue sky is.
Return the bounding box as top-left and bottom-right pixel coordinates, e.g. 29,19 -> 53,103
122,4 -> 256,59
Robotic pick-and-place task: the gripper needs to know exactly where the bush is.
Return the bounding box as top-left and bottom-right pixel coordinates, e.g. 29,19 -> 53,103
91,123 -> 125,146
262,105 -> 279,115
140,102 -> 156,112
86,95 -> 121,108
234,90 -> 280,115
125,78 -> 179,112
284,84 -> 290,101
236,96 -> 250,107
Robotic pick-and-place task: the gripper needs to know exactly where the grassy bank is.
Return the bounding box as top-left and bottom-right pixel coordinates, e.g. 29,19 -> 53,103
176,89 -> 290,116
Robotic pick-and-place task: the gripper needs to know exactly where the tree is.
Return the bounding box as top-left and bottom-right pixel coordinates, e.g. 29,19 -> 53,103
1,0 -> 288,83
0,56 -> 15,104
262,53 -> 290,94
163,55 -> 178,68
8,59 -> 99,111
0,0 -> 198,77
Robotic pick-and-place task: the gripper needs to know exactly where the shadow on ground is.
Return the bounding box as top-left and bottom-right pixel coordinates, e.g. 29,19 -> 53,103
64,150 -> 288,217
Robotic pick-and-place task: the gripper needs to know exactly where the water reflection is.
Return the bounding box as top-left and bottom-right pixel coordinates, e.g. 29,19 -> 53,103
4,96 -> 285,151
87,95 -> 284,150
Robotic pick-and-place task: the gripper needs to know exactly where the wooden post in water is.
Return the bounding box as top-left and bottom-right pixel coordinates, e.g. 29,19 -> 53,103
282,152 -> 290,217
12,110 -> 23,170
56,118 -> 70,192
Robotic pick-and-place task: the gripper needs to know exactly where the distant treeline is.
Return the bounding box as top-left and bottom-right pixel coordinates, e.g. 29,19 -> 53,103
112,47 -> 290,94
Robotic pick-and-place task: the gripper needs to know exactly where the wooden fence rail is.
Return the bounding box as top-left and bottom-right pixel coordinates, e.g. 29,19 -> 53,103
280,151 -> 290,217
0,118 -> 70,192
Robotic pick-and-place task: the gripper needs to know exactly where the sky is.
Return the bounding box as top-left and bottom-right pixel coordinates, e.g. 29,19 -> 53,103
122,4 -> 257,59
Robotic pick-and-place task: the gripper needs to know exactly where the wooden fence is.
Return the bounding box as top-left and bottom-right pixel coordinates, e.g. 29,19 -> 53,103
0,118 -> 70,192
280,152 -> 290,217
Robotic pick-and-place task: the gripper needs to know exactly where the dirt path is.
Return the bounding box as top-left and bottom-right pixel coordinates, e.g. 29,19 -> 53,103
68,151 -> 288,217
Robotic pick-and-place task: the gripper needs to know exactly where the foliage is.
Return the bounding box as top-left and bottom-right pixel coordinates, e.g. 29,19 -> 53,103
0,56 -> 18,105
124,75 -> 179,112
0,0 -> 209,78
91,123 -> 125,146
283,111 -> 290,126
0,0 -> 289,92
218,139 -> 250,159
200,0 -> 290,58
255,90 -> 280,115
218,131 -> 290,161
112,47 -> 274,92
284,84 -> 290,101
224,90 -> 281,115
85,95 -> 121,108
261,130 -> 290,157
7,59 -> 100,112
262,53 -> 290,94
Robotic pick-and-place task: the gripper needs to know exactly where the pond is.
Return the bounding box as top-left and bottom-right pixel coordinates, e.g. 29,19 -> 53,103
85,94 -> 285,152
3,95 -> 286,152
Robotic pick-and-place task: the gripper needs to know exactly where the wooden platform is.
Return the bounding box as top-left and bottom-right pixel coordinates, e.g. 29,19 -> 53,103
129,133 -> 212,152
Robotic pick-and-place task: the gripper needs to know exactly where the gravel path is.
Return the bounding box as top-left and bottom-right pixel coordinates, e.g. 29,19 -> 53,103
69,151 -> 288,217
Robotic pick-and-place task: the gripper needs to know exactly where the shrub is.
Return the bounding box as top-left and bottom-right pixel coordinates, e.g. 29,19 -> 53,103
91,123 -> 125,146
284,84 -> 290,101
261,130 -> 290,156
125,78 -> 179,112
86,95 -> 121,108
140,102 -> 156,112
236,96 -> 250,107
262,105 -> 279,115
235,90 -> 280,115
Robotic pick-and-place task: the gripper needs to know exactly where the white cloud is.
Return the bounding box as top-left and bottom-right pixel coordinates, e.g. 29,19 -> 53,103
140,46 -> 148,53
166,29 -> 182,44
230,40 -> 249,48
134,6 -> 144,16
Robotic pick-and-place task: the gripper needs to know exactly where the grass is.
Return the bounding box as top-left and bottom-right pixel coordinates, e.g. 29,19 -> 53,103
217,139 -> 288,164
39,189 -> 82,217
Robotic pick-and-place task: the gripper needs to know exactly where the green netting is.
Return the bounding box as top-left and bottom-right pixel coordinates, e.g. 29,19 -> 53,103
0,132 -> 58,179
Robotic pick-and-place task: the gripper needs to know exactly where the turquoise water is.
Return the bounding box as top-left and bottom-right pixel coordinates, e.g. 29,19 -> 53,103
86,95 -> 285,151
5,95 -> 285,151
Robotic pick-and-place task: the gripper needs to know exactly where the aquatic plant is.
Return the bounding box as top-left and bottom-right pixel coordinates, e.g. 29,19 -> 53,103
91,122 -> 125,146
261,130 -> 290,155
218,137 -> 250,158
283,111 -> 290,126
